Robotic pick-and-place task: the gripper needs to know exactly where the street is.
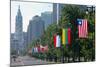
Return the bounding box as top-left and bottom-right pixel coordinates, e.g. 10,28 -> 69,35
11,55 -> 54,66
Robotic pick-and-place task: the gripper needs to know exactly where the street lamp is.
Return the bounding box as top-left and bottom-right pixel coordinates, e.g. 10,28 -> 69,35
86,6 -> 95,15
86,5 -> 95,61
86,9 -> 89,15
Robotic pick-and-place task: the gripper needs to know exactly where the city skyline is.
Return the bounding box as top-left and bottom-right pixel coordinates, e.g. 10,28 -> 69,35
11,1 -> 53,33
10,1 -> 95,66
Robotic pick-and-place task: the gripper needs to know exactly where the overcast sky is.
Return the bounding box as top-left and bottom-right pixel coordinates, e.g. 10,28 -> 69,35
11,1 -> 53,33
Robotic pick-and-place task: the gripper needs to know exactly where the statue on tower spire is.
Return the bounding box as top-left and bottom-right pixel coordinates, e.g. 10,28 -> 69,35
18,5 -> 20,9
17,5 -> 21,16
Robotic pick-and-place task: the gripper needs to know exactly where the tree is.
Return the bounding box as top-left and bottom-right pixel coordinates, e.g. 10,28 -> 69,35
28,4 -> 95,62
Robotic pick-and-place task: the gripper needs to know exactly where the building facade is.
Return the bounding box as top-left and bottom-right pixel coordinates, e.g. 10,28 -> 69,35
27,15 -> 45,46
11,33 -> 19,53
53,3 -> 62,23
15,6 -> 24,55
41,11 -> 53,30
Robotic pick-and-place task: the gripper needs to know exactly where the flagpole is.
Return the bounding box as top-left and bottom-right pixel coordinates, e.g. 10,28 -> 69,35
56,3 -> 59,63
57,3 -> 64,63
57,3 -> 59,25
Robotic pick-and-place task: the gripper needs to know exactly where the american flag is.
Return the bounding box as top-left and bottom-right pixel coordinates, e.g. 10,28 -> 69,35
77,19 -> 88,38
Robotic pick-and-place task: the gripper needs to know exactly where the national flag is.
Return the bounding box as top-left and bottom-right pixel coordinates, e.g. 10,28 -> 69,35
65,29 -> 68,44
53,34 -> 61,48
40,45 -> 44,52
62,29 -> 66,45
33,48 -> 35,53
41,48 -> 44,52
62,28 -> 71,45
35,47 -> 38,53
68,28 -> 71,45
34,47 -> 38,53
44,45 -> 48,52
40,45 -> 43,48
39,45 -> 48,53
62,29 -> 68,45
77,19 -> 88,38
33,48 -> 36,53
53,34 -> 56,48
39,45 -> 42,52
32,48 -> 34,54
37,46 -> 40,53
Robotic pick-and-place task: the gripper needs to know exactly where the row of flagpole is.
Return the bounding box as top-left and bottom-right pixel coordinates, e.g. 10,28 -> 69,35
55,3 -> 88,63
57,3 -> 65,63
28,45 -> 48,54
28,4 -> 90,62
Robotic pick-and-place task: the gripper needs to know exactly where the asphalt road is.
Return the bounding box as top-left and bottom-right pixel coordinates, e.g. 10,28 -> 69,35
10,55 -> 86,66
11,55 -> 53,66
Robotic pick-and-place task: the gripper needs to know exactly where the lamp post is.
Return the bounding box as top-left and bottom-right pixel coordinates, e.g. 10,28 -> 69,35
56,3 -> 65,63
86,6 -> 95,16
86,6 -> 95,61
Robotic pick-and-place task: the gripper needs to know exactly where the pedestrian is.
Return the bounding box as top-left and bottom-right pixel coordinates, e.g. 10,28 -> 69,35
13,55 -> 16,62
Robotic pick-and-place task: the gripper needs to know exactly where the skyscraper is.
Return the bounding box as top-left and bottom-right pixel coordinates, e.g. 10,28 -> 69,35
27,15 -> 45,45
53,3 -> 62,23
15,6 -> 24,55
41,11 -> 53,30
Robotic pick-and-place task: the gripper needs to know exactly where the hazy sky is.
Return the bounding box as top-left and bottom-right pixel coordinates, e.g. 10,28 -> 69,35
11,1 -> 53,33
